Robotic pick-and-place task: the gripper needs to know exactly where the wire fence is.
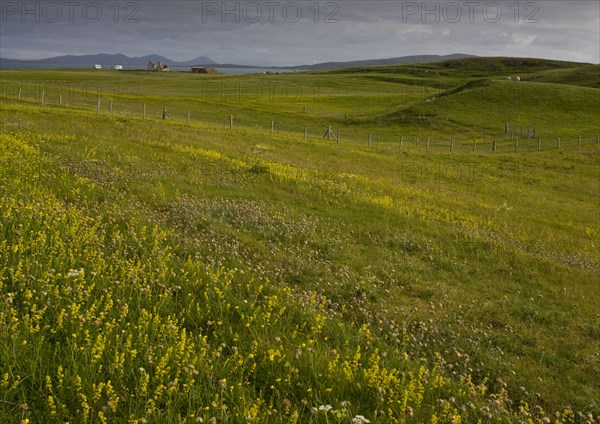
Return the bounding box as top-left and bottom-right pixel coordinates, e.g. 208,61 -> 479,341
3,90 -> 599,155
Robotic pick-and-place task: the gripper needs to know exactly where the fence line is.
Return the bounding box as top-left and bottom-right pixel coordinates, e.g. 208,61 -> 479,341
4,94 -> 599,155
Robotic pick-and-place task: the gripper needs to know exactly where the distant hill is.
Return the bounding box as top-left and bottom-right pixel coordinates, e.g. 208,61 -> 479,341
0,53 -> 216,69
424,56 -> 590,73
326,56 -> 596,85
525,64 -> 600,89
293,54 -> 476,70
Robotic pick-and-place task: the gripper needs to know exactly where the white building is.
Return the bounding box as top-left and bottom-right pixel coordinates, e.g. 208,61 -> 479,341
94,64 -> 102,69
114,65 -> 123,70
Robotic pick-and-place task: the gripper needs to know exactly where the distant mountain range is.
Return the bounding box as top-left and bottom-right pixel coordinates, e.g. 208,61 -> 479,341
0,53 -> 475,70
37,53 -> 217,66
0,53 -> 217,69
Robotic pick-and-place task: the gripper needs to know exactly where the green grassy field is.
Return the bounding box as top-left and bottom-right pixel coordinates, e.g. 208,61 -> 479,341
1,57 -> 599,423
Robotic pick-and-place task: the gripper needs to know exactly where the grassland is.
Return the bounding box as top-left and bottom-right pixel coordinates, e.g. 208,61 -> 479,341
0,57 -> 599,423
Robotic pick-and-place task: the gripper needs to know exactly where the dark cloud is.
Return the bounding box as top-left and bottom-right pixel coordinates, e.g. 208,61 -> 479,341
1,0 -> 598,65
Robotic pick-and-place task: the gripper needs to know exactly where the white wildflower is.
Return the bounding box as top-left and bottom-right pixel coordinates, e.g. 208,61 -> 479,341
66,268 -> 84,278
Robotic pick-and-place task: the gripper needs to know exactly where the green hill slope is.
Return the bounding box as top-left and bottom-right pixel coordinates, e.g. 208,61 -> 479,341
1,59 -> 599,422
527,64 -> 600,89
395,79 -> 600,138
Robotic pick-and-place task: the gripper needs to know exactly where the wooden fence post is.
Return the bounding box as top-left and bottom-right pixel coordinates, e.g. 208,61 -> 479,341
109,101 -> 113,113
493,140 -> 497,152
162,106 -> 167,120
97,98 -> 101,114
41,90 -> 45,107
230,115 -> 233,130
271,121 -> 274,136
473,139 -> 477,152
368,134 -> 372,147
18,88 -> 21,101
304,126 -> 307,141
59,94 -> 62,106
426,137 -> 429,152
187,110 -> 190,125
538,138 -> 541,151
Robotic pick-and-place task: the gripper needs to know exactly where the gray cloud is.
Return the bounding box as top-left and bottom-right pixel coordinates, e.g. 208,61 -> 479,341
1,0 -> 598,65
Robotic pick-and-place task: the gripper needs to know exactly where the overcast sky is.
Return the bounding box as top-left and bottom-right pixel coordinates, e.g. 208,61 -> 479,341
1,0 -> 598,65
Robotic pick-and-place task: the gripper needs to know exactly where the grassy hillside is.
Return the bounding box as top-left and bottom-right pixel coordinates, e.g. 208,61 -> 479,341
1,58 -> 599,423
330,57 -> 588,79
526,65 -> 600,89
401,79 -> 600,138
